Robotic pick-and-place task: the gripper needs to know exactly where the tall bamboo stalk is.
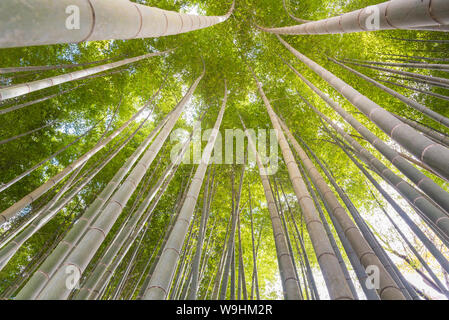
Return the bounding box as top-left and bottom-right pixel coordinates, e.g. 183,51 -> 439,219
377,78 -> 449,104
219,169 -> 237,300
343,58 -> 449,71
256,0 -> 449,35
211,213 -> 233,300
241,116 -> 302,300
279,54 -> 449,220
80,118 -> 202,300
248,181 -> 260,300
29,72 -> 204,300
330,131 -> 449,275
343,59 -> 449,88
0,0 -> 235,48
277,115 -> 404,300
278,36 -> 449,180
251,71 -> 354,300
0,57 -> 115,74
331,58 -> 449,128
13,108 -> 170,299
142,81 -> 227,300
312,105 -> 449,258
371,190 -> 449,298
0,91 -> 162,231
188,168 -> 213,299
391,113 -> 449,148
294,162 -> 358,299
0,50 -> 171,101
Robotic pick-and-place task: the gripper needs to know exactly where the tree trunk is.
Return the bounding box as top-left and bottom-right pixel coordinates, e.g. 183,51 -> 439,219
331,131 -> 449,275
248,181 -> 260,300
13,106 -> 171,298
294,161 -> 359,299
0,115 -> 102,193
309,102 -> 449,251
211,213 -> 233,300
371,190 -> 449,298
391,113 -> 449,148
75,126 -> 193,300
377,78 -> 449,103
188,168 -> 212,300
343,59 -> 449,88
219,169 -> 238,300
342,59 -> 449,71
0,69 -> 125,115
0,57 -> 115,74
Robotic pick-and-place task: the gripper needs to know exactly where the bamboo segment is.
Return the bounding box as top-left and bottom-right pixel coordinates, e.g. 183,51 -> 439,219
0,94 -> 156,227
251,72 -> 353,300
282,0 -> 310,23
257,0 -> 449,35
343,60 -> 449,88
334,137 -> 449,275
281,59 -> 449,228
0,0 -> 235,48
0,57 -> 114,75
189,168 -> 213,300
391,114 -> 449,148
330,58 -> 449,129
15,107 -> 173,300
0,50 -> 171,101
310,104 -> 449,244
34,72 -> 204,300
240,116 -> 301,300
75,119 -> 201,300
341,59 -> 449,72
278,36 -> 449,180
143,82 -> 227,300
0,121 -> 54,145
277,115 -> 405,300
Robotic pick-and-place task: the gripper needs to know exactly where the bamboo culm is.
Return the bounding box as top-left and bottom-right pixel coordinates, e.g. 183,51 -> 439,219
29,72 -> 203,300
0,1 -> 235,48
257,0 -> 449,35
142,80 -> 226,300
251,71 -> 353,300
280,57 -> 449,232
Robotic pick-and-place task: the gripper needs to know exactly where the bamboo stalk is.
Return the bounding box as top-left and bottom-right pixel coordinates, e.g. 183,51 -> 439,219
0,0 -> 235,48
256,0 -> 449,35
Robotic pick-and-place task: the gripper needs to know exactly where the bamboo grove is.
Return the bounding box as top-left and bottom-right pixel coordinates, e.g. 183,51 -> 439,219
0,0 -> 448,300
